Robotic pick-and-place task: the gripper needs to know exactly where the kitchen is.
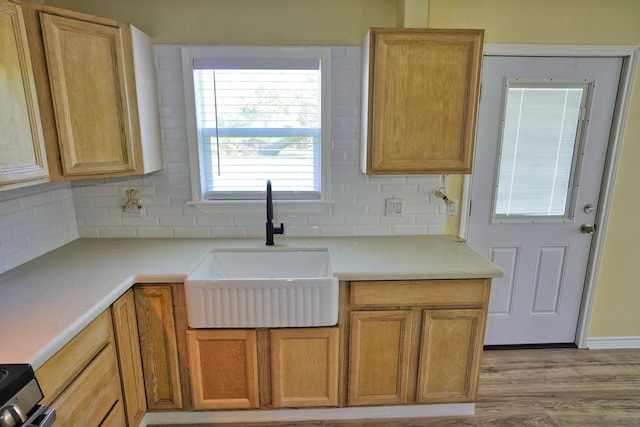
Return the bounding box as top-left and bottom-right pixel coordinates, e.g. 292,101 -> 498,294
1,0 -> 640,426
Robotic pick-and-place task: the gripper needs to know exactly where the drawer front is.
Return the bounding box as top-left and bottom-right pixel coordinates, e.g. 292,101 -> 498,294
100,400 -> 126,427
350,279 -> 490,308
37,310 -> 113,402
50,343 -> 122,426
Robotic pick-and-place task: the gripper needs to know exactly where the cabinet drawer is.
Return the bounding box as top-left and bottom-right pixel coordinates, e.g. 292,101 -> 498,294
37,310 -> 113,402
350,279 -> 490,308
49,343 -> 122,426
100,400 -> 126,427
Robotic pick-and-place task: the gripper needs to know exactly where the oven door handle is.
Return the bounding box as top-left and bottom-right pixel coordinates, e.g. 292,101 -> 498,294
22,406 -> 55,427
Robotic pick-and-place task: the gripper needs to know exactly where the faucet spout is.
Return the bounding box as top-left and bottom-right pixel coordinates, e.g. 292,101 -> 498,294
266,180 -> 284,245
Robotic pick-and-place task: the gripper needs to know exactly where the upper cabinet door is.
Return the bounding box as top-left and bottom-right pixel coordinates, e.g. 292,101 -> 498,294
0,0 -> 49,190
361,28 -> 483,175
40,13 -> 137,176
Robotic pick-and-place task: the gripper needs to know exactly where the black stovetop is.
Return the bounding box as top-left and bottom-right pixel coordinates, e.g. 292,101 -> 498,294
0,364 -> 35,404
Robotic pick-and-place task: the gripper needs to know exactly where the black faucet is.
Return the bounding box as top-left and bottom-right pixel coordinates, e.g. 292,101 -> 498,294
266,180 -> 284,245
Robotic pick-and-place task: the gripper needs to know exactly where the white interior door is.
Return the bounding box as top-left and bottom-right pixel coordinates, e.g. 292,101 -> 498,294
468,56 -> 622,345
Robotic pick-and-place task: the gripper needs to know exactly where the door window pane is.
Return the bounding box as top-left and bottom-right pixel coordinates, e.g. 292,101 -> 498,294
494,84 -> 587,219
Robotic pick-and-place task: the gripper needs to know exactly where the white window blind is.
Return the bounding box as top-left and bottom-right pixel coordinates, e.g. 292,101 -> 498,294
494,84 -> 588,219
192,56 -> 323,200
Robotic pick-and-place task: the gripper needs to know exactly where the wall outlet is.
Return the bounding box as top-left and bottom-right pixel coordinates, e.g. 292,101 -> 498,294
385,198 -> 404,217
121,197 -> 142,217
446,198 -> 458,216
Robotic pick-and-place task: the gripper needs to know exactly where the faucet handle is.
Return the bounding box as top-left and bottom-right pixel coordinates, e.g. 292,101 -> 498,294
274,223 -> 284,234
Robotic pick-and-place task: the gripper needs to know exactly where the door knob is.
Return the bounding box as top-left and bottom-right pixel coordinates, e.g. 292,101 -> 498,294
581,223 -> 596,234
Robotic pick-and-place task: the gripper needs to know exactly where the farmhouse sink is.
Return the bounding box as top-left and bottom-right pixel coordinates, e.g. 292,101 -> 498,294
184,248 -> 339,328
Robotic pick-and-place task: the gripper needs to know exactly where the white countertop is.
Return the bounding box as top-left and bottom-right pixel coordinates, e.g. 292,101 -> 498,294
0,235 -> 502,369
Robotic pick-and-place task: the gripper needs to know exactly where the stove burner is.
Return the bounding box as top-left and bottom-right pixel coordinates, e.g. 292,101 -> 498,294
0,369 -> 7,384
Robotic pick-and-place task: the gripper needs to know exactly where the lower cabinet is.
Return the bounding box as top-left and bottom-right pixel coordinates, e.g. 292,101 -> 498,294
187,329 -> 259,409
111,289 -> 147,426
187,327 -> 339,410
346,279 -> 490,406
271,327 -> 339,408
348,310 -> 413,406
100,401 -> 127,427
417,309 -> 485,403
31,278 -> 490,427
134,285 -> 183,410
36,310 -> 126,426
131,279 -> 490,414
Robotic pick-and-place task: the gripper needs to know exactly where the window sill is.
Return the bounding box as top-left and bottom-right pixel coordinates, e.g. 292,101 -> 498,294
187,200 -> 334,214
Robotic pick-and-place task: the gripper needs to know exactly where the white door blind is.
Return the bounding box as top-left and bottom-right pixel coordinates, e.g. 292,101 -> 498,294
494,84 -> 588,220
193,61 -> 322,200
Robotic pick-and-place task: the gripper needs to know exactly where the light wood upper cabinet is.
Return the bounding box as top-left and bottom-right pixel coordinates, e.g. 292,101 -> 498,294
360,28 -> 484,175
21,1 -> 162,180
0,0 -> 49,190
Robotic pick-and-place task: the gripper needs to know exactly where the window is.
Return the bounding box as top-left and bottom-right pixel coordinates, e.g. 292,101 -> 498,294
493,81 -> 589,222
182,47 -> 331,205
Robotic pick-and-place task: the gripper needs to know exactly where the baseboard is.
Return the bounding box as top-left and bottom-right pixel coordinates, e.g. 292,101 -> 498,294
586,336 -> 640,349
140,403 -> 475,426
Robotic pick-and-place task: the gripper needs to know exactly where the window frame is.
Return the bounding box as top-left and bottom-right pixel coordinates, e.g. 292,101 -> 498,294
490,79 -> 591,224
182,46 -> 332,213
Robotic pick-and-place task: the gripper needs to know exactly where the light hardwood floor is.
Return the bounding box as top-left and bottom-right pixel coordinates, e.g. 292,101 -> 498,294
152,348 -> 640,426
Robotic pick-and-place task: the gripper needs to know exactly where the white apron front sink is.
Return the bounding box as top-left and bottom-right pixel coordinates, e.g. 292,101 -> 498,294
184,248 -> 339,328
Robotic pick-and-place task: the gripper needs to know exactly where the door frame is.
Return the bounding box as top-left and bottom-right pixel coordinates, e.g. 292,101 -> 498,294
460,44 -> 640,348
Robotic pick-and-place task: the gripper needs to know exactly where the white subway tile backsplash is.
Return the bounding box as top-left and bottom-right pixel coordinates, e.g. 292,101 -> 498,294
195,216 -> 235,227
306,214 -> 344,226
4,246 -> 43,272
0,198 -> 22,215
159,217 -> 197,227
122,216 -> 161,227
428,224 -> 447,234
20,191 -> 54,208
40,231 -> 77,254
211,226 -> 249,238
0,182 -> 77,275
83,216 -> 123,227
137,227 -> 174,238
173,227 -> 212,238
0,236 -> 28,258
145,206 -> 185,216
0,43 -> 450,274
319,224 -> 357,236
392,225 -> 430,235
283,225 -> 321,237
12,218 -> 47,238
27,226 -> 60,245
98,228 -> 138,238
